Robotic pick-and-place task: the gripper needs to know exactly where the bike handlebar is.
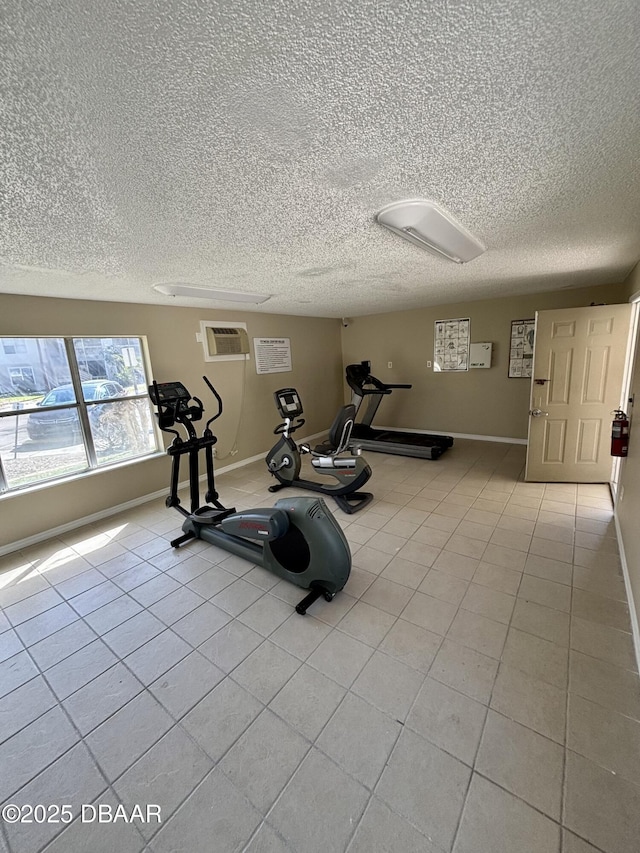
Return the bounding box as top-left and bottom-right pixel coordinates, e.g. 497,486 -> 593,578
274,417 -> 305,435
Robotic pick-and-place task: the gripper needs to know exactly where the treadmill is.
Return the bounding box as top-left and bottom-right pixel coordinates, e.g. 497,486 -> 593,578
345,361 -> 454,460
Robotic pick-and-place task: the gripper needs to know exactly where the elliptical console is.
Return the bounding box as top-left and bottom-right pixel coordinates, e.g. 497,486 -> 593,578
150,377 -> 352,614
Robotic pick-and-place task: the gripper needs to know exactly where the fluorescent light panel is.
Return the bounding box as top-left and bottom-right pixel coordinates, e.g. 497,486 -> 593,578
153,283 -> 271,303
376,199 -> 485,263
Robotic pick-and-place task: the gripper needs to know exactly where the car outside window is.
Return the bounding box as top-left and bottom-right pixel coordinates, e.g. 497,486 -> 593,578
46,388 -> 76,405
0,337 -> 159,492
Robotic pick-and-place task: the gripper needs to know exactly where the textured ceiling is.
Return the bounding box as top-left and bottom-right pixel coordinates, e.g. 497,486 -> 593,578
1,0 -> 639,317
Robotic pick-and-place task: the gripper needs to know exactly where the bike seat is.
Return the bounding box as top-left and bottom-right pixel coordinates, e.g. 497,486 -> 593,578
311,456 -> 357,470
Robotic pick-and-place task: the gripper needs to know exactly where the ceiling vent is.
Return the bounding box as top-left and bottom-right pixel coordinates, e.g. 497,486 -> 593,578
376,199 -> 485,264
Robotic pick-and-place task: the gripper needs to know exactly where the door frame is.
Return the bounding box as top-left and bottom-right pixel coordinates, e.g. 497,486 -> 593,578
525,303 -> 635,483
611,293 -> 640,503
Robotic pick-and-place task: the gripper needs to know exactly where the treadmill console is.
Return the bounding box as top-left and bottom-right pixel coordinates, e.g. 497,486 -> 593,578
274,388 -> 304,419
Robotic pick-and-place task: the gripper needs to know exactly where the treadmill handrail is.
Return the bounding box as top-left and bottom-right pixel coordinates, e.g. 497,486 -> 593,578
346,364 -> 413,395
360,378 -> 412,393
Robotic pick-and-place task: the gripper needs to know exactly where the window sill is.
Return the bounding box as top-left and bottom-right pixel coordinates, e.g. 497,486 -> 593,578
0,451 -> 166,500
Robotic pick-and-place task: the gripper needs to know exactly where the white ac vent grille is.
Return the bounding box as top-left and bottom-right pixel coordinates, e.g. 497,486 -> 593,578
200,321 -> 250,362
209,328 -> 247,354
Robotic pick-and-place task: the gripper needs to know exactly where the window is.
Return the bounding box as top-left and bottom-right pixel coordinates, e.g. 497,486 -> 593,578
8,367 -> 36,392
0,337 -> 159,492
2,339 -> 27,355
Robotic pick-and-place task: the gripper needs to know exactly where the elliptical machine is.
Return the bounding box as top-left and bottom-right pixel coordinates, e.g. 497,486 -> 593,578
149,377 -> 351,615
266,387 -> 374,515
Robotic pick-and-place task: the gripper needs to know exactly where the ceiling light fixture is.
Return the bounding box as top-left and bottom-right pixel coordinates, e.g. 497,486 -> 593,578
153,283 -> 271,304
376,199 -> 485,263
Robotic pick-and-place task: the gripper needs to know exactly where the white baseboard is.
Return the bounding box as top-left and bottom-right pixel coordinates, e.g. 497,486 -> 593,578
376,425 -> 527,445
0,429 -> 328,559
614,512 -> 640,675
0,488 -> 170,559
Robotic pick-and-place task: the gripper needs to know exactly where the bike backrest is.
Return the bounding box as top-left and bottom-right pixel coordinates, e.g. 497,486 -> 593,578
326,404 -> 356,455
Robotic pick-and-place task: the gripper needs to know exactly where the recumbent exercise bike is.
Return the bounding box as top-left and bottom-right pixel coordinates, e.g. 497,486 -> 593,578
149,377 -> 351,615
265,387 -> 374,514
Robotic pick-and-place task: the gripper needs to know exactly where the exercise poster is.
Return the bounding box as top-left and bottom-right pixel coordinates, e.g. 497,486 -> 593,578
508,319 -> 535,378
434,318 -> 470,371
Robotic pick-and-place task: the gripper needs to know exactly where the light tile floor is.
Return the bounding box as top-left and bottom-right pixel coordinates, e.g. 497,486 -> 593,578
1,440 -> 639,853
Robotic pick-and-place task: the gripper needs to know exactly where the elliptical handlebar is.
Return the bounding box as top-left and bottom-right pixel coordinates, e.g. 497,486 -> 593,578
202,376 -> 224,431
149,376 -> 226,440
149,379 -> 203,441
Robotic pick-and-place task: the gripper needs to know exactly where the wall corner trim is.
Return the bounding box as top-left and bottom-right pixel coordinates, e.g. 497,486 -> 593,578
614,511 -> 640,676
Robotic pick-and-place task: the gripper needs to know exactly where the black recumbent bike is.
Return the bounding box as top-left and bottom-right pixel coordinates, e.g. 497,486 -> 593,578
265,387 -> 374,514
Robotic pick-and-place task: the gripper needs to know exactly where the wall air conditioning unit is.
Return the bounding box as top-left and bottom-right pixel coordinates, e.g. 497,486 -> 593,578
198,321 -> 250,362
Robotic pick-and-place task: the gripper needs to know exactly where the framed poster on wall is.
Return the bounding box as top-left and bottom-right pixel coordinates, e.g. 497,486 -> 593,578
508,319 -> 535,378
434,318 -> 470,371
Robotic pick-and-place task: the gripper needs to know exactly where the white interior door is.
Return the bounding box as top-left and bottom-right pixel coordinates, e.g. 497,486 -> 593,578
525,303 -> 633,482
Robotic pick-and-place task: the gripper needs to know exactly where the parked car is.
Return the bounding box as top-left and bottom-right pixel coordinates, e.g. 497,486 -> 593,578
27,380 -> 125,443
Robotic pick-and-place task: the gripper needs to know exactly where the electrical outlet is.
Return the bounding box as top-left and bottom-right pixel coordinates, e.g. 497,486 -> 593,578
388,361 -> 393,368
427,360 -> 432,368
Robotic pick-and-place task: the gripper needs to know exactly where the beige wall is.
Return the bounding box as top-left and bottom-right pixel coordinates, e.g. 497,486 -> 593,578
341,282 -> 628,440
0,294 -> 343,550
617,262 -> 640,650
1,280 -> 636,569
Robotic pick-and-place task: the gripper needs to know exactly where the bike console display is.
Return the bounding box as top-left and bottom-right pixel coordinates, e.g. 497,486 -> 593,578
274,388 -> 304,419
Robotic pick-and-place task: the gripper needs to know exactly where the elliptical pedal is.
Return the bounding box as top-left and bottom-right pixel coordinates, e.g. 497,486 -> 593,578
192,506 -> 237,524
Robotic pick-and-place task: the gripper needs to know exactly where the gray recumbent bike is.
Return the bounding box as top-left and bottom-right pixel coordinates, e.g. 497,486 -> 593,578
149,377 -> 352,615
265,387 -> 374,515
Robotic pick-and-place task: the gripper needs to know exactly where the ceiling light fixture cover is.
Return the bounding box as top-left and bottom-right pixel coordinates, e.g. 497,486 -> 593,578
376,199 -> 485,263
153,283 -> 271,303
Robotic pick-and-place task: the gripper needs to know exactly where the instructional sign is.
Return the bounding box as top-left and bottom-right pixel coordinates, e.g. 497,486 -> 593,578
508,319 -> 535,378
434,318 -> 470,371
254,338 -> 292,374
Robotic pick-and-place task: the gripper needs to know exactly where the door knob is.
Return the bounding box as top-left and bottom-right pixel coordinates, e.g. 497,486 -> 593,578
529,408 -> 548,417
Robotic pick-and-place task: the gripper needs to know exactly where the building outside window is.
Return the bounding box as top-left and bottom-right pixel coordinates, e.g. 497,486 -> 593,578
0,336 -> 159,492
2,339 -> 27,356
8,366 -> 37,392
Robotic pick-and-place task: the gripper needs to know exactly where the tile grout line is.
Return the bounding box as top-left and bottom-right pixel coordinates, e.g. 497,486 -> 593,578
448,466 -> 531,853
2,636 -> 150,853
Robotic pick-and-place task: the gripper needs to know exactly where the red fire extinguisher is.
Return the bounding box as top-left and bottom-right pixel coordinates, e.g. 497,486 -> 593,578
611,410 -> 630,457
